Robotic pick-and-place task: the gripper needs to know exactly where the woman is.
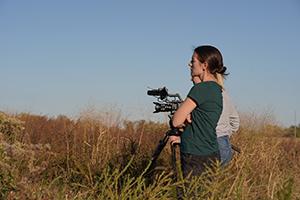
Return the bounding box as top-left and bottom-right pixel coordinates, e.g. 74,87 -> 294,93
215,73 -> 240,166
189,73 -> 240,166
171,45 -> 226,177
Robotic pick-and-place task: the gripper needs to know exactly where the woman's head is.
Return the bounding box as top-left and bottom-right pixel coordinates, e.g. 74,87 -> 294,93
189,45 -> 228,81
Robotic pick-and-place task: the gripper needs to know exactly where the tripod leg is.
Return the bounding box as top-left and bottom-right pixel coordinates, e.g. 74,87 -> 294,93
171,143 -> 182,199
145,134 -> 169,176
171,143 -> 177,177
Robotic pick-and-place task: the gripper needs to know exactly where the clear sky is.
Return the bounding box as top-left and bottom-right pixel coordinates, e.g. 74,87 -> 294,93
1,0 -> 300,127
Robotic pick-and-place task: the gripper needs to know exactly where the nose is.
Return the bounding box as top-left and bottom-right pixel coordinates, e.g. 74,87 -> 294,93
188,62 -> 192,68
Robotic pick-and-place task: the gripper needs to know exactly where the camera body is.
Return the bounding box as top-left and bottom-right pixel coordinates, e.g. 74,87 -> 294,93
147,87 -> 182,115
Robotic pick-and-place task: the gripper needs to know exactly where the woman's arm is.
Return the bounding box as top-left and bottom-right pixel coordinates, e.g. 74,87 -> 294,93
229,111 -> 240,133
172,97 -> 197,128
225,92 -> 240,133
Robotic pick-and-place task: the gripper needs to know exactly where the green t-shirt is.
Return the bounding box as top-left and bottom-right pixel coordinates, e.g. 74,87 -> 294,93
180,81 -> 223,156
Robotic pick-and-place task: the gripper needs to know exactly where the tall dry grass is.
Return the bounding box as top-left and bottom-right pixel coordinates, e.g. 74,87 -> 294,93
0,110 -> 299,199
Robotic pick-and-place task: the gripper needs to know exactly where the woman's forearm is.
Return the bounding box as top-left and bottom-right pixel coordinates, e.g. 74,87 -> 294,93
172,98 -> 196,127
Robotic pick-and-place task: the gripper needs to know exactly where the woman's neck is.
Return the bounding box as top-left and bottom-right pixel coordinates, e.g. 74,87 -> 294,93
203,74 -> 217,82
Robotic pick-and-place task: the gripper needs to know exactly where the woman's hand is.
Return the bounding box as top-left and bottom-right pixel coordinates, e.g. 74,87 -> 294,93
169,135 -> 181,145
186,114 -> 192,123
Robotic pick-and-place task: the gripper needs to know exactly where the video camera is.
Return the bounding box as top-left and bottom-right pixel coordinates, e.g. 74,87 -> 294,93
147,87 -> 183,115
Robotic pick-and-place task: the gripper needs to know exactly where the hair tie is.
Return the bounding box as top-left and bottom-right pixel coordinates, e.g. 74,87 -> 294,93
218,66 -> 227,74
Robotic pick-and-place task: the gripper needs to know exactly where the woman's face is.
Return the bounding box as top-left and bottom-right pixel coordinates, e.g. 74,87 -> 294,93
189,52 -> 205,78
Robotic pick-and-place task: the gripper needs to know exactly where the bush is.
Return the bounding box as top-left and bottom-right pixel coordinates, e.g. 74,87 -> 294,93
0,111 -> 299,199
0,112 -> 24,143
0,145 -> 16,199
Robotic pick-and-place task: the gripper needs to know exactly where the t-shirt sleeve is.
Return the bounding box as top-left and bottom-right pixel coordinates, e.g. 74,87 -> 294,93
187,84 -> 205,106
226,93 -> 240,132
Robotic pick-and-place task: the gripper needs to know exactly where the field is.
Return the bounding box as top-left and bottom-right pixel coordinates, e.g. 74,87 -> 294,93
0,111 -> 300,200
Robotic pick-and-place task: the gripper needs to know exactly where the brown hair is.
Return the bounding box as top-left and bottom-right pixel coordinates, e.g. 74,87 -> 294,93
194,45 -> 228,76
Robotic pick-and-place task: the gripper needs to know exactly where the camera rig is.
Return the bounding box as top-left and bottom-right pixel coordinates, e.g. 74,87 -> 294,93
145,86 -> 182,184
147,87 -> 183,115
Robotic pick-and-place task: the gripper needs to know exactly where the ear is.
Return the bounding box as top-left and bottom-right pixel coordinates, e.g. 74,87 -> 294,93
202,62 -> 208,70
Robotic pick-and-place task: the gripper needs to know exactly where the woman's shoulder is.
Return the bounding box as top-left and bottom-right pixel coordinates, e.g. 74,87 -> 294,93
222,90 -> 233,101
194,81 -> 222,91
194,81 -> 219,87
190,81 -> 222,97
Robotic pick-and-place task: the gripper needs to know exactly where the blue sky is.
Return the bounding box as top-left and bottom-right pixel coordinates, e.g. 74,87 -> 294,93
1,0 -> 300,127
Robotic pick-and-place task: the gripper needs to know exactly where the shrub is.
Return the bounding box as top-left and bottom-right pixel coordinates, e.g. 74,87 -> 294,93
0,112 -> 24,143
